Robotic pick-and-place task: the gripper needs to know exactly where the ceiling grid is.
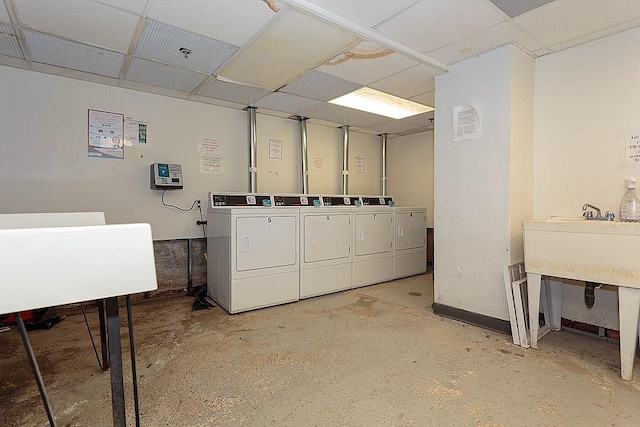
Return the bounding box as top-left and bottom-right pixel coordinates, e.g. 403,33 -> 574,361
0,0 -> 638,136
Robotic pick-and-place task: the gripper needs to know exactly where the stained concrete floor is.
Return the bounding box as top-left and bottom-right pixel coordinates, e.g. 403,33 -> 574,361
2,274 -> 640,426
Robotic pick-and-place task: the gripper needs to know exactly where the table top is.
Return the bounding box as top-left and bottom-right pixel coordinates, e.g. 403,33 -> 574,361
0,223 -> 158,315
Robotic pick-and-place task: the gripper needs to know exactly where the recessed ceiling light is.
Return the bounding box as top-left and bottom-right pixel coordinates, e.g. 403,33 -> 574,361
329,87 -> 434,119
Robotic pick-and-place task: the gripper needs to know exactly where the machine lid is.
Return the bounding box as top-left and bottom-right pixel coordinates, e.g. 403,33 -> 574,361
273,195 -> 321,206
360,196 -> 394,206
321,195 -> 359,206
209,193 -> 272,207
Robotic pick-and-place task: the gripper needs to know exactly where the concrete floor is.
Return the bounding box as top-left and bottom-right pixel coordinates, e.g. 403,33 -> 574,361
2,274 -> 640,426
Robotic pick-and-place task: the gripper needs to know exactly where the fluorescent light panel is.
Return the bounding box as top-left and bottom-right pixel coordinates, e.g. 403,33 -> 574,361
329,87 -> 434,119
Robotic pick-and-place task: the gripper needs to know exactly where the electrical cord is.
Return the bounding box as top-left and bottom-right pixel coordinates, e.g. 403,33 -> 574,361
161,189 -> 199,212
198,204 -> 207,239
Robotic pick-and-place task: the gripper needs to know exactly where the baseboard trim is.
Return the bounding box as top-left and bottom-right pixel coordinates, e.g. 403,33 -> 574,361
432,303 -> 511,335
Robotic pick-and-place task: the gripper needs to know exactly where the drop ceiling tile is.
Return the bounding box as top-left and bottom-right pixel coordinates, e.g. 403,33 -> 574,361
394,126 -> 432,137
125,57 -> 208,93
487,0 -> 554,18
305,0 -> 422,26
427,21 -> 545,65
136,19 -> 238,74
256,108 -> 295,119
31,62 -> 120,86
120,80 -> 191,99
0,24 -> 22,58
280,71 -> 361,101
370,119 -> 426,134
147,0 -> 280,46
197,78 -> 271,104
300,102 -> 389,128
0,54 -> 29,70
404,111 -> 435,126
299,102 -> 358,125
370,65 -> 437,99
15,0 -> 139,52
514,0 -> 640,47
188,94 -> 247,110
410,91 -> 434,107
253,92 -> 321,114
319,41 -> 418,85
306,117 -> 343,128
548,16 -> 640,53
218,8 -> 358,90
352,127 -> 381,136
377,0 -> 507,53
341,110 -> 391,128
0,3 -> 10,23
24,30 -> 124,78
90,0 -> 148,15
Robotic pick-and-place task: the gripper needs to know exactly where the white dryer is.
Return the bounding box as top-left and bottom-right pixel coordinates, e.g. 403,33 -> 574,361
352,196 -> 395,288
299,195 -> 357,299
393,206 -> 427,279
207,193 -> 299,314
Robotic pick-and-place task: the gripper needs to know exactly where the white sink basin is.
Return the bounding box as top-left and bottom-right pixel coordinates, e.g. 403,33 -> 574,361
523,219 -> 640,381
523,220 -> 640,288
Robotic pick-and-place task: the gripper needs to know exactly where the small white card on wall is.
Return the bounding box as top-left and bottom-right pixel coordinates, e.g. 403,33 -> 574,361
453,104 -> 481,141
125,117 -> 149,147
625,132 -> 640,164
355,156 -> 365,174
311,154 -> 325,172
269,138 -> 283,160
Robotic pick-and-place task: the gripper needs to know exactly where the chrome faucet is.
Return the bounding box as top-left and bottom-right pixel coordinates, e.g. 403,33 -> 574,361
582,204 -> 615,221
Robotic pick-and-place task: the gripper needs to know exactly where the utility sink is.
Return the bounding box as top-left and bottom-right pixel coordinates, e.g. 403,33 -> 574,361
523,220 -> 640,288
522,219 -> 640,380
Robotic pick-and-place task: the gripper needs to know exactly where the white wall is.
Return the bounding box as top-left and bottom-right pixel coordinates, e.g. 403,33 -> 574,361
534,26 -> 640,328
348,131 -> 382,196
306,123 -> 342,194
434,45 -> 534,320
387,131 -> 434,227
0,65 -> 383,240
305,124 -> 381,195
509,49 -> 535,264
256,114 -> 301,194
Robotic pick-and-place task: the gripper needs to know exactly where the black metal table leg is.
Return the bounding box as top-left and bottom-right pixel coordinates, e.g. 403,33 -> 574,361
105,297 -> 126,427
97,299 -> 110,371
16,313 -> 57,427
125,295 -> 141,427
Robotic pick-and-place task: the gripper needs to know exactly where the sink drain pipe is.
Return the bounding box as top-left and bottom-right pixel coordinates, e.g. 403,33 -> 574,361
584,282 -> 603,309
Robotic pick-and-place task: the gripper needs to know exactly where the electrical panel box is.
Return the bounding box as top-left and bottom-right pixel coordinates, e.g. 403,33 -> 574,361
150,163 -> 183,190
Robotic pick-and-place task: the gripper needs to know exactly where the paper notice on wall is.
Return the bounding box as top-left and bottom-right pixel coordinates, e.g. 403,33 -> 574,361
311,154 -> 325,172
453,104 -> 481,141
355,156 -> 365,174
626,132 -> 640,164
88,109 -> 124,159
269,138 -> 283,160
198,137 -> 224,175
125,117 -> 149,147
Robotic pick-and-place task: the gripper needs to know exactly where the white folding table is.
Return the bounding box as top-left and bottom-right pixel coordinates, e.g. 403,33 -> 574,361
0,221 -> 157,426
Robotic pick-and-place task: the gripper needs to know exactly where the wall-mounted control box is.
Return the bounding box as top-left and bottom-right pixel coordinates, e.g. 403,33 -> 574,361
150,163 -> 183,190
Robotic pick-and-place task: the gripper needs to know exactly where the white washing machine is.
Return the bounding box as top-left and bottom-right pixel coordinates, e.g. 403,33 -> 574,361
352,196 -> 395,288
207,193 -> 299,314
299,195 -> 357,299
393,206 -> 427,279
